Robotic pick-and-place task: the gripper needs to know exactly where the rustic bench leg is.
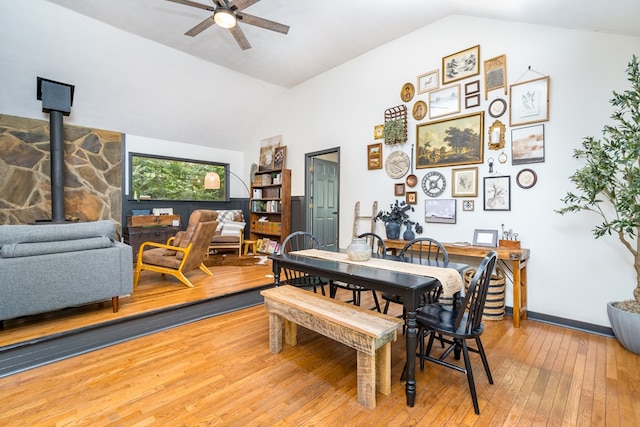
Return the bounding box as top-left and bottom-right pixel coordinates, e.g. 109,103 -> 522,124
356,351 -> 376,409
268,312 -> 283,353
284,319 -> 297,346
376,342 -> 392,396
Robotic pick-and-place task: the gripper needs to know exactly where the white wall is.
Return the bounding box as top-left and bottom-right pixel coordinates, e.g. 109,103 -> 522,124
251,16 -> 640,327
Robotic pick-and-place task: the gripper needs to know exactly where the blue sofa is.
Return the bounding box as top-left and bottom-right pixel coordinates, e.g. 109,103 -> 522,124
0,220 -> 133,322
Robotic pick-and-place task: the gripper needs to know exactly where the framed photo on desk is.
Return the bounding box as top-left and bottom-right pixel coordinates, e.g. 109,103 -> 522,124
473,229 -> 498,247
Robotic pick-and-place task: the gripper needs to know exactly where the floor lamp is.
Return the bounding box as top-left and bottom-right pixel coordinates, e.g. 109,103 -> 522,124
204,170 -> 250,197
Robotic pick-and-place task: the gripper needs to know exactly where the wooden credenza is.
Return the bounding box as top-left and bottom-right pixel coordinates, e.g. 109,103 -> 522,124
384,239 -> 530,328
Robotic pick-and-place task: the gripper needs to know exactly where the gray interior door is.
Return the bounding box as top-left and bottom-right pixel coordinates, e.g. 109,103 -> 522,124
311,157 -> 339,250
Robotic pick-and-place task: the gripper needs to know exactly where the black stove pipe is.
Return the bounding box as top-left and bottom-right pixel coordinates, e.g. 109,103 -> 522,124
49,110 -> 65,223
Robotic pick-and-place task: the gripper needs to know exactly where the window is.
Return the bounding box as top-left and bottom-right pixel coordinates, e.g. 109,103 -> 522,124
129,153 -> 227,201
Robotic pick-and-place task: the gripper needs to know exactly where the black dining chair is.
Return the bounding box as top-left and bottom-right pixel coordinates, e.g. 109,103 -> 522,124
279,231 -> 329,295
329,232 -> 386,311
381,237 -> 450,316
415,251 -> 498,415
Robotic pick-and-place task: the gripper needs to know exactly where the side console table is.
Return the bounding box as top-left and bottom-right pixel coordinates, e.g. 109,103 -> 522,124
384,239 -> 530,328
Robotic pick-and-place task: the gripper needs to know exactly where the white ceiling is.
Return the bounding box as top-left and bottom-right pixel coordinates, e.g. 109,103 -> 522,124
45,0 -> 640,88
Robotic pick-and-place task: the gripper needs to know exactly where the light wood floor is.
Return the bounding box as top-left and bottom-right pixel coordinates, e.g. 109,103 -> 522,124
1,262 -> 640,425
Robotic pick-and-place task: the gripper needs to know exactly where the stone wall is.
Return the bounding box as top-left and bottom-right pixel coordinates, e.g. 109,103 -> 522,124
0,114 -> 123,233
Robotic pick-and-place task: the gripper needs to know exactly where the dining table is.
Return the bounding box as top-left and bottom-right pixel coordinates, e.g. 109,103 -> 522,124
269,249 -> 468,407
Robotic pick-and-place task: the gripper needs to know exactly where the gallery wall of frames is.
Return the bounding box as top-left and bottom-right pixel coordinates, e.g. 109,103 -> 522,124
367,44 -> 548,229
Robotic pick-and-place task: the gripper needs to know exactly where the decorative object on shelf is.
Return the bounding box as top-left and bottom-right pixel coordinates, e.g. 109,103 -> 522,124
384,105 -> 408,144
273,146 -> 287,169
452,167 -> 478,197
511,124 -> 545,164
488,120 -> 506,150
473,229 -> 498,247
556,55 -> 640,353
401,82 -> 415,102
442,44 -> 480,85
405,144 -> 418,187
465,80 -> 480,95
516,168 -> 537,189
425,199 -> 456,224
394,182 -> 406,196
403,224 -> 415,241
346,237 -> 371,261
374,124 -> 384,139
416,112 -> 484,169
406,191 -> 417,205
417,69 -> 439,94
462,200 -> 475,211
428,84 -> 461,119
484,54 -> 507,99
509,76 -> 550,126
367,143 -> 382,170
259,135 -> 282,171
422,171 -> 446,197
412,100 -> 427,120
483,175 -> 511,211
384,150 -> 410,179
375,200 -> 415,240
488,98 -> 507,118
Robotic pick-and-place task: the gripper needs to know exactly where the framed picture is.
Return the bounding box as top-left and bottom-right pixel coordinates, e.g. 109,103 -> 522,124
516,168 -> 538,189
473,229 -> 498,247
394,182 -> 406,196
509,76 -> 550,126
417,69 -> 439,94
442,45 -> 480,85
483,176 -> 511,211
465,94 -> 480,109
406,191 -> 417,205
273,146 -> 286,170
465,80 -> 480,95
452,167 -> 478,197
259,135 -> 282,171
429,84 -> 461,119
462,200 -> 475,211
425,199 -> 456,224
511,124 -> 545,164
488,98 -> 507,118
367,143 -> 382,170
484,54 -> 507,99
374,124 -> 384,139
412,100 -> 427,121
416,112 -> 484,169
401,82 -> 415,102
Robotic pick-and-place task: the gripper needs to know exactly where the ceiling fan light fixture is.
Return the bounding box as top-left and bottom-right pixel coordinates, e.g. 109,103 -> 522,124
214,8 -> 236,29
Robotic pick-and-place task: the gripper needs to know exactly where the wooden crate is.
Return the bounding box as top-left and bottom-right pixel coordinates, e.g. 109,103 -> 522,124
127,214 -> 180,227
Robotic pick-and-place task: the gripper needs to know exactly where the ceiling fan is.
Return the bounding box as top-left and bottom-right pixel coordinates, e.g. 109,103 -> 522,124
166,0 -> 290,50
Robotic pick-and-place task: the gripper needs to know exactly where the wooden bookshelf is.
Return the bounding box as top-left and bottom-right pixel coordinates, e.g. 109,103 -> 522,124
249,168 -> 291,253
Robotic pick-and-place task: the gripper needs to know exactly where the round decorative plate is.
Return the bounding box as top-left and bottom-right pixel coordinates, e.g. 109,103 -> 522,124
516,168 -> 537,189
488,98 -> 507,118
421,171 -> 446,197
385,151 -> 410,179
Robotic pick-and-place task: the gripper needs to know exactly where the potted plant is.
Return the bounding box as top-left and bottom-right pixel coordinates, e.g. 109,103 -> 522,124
556,55 -> 640,353
383,119 -> 405,145
375,200 -> 423,240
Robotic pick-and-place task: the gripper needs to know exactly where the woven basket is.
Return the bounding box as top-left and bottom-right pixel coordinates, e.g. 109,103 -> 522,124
464,266 -> 506,321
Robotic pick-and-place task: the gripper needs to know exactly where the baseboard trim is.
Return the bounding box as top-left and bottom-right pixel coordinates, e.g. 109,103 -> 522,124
505,307 -> 614,337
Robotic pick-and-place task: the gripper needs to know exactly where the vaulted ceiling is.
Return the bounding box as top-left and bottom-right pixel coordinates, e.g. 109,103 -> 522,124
45,0 -> 640,88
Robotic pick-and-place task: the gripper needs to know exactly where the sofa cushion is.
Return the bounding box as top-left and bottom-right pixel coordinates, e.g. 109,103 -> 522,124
0,220 -> 116,245
1,236 -> 113,258
220,221 -> 245,237
215,210 -> 244,233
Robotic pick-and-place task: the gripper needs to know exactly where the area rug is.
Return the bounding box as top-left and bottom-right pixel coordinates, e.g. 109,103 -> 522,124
203,253 -> 271,267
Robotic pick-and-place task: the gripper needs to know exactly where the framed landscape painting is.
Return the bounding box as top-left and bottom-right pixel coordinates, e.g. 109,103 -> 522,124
511,124 -> 545,164
442,45 -> 480,85
416,112 -> 484,169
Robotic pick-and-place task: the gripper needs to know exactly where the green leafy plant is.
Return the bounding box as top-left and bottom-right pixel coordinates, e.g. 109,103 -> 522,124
384,119 -> 405,144
375,200 -> 421,233
557,55 -> 640,309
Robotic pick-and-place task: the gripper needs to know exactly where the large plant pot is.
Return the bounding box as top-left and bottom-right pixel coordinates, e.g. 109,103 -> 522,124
607,302 -> 640,354
385,221 -> 401,240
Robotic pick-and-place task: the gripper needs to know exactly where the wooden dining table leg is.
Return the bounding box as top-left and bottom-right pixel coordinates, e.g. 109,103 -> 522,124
405,308 -> 418,407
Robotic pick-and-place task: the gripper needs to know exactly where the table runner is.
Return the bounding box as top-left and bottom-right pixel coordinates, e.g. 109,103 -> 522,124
290,249 -> 463,297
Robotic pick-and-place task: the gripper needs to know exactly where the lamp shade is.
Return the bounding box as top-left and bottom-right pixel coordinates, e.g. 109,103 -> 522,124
214,8 -> 237,29
204,172 -> 221,189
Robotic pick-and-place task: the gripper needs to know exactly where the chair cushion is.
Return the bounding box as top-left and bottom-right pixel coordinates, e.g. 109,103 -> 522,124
417,303 -> 484,337
220,221 -> 245,236
143,247 -> 182,269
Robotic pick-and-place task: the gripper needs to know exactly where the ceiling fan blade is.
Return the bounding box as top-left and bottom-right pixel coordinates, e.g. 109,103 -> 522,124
185,16 -> 216,37
229,25 -> 251,50
229,0 -> 261,12
237,12 -> 289,34
165,0 -> 215,12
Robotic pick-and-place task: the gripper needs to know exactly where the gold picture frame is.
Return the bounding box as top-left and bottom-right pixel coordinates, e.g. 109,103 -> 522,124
442,45 -> 480,85
509,76 -> 550,127
452,167 -> 478,197
374,124 -> 384,139
367,143 -> 382,170
484,54 -> 507,100
406,191 -> 417,205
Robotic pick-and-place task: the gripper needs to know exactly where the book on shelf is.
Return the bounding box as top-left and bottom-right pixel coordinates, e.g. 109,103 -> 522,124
252,188 -> 262,198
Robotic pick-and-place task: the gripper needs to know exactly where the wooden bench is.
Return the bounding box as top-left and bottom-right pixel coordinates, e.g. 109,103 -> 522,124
261,285 -> 403,409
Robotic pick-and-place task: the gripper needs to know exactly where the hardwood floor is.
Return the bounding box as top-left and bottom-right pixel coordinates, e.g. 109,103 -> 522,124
1,262 -> 639,425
